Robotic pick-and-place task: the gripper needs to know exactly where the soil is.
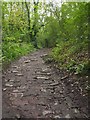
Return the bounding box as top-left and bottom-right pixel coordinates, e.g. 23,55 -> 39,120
2,49 -> 88,119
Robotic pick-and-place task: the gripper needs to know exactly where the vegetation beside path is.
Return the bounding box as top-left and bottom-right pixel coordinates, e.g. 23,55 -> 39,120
2,2 -> 89,81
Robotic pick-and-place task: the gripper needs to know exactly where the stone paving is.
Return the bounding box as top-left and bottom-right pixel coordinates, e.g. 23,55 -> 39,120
2,49 -> 88,118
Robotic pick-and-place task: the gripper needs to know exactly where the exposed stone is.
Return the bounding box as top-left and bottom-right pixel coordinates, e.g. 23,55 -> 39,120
42,110 -> 52,116
16,74 -> 23,76
3,88 -> 7,91
50,82 -> 59,86
73,108 -> 79,113
24,60 -> 31,63
12,70 -> 18,73
2,49 -> 88,118
65,114 -> 70,118
13,90 -> 19,93
34,76 -> 49,80
11,93 -> 23,98
61,75 -> 68,80
40,87 -> 46,92
12,66 -> 19,68
9,79 -> 14,82
5,83 -> 13,87
54,115 -> 61,118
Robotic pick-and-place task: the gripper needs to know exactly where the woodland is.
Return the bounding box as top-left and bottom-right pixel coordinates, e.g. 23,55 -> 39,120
2,1 -> 89,74
1,1 -> 90,118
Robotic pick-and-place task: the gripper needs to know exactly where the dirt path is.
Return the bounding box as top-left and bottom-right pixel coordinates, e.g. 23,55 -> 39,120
2,49 -> 88,118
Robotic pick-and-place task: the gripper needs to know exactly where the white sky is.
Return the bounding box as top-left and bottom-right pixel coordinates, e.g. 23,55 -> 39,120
2,0 -> 64,2
2,0 -> 89,3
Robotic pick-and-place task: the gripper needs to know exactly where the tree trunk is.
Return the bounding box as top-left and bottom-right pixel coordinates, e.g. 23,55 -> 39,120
25,1 -> 32,41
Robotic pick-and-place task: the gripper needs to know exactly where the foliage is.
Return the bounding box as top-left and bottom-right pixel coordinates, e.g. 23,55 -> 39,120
46,2 -> 89,75
2,42 -> 35,64
2,1 -> 89,75
51,39 -> 88,74
2,2 -> 36,64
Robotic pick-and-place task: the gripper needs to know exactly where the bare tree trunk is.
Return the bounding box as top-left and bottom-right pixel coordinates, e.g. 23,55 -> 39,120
25,1 -> 32,41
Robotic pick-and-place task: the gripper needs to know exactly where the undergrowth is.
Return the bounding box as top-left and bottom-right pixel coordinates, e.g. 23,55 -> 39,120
2,42 -> 35,65
50,39 -> 89,75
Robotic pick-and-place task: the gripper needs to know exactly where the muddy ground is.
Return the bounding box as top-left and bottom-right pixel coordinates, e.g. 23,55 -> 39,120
2,49 -> 88,119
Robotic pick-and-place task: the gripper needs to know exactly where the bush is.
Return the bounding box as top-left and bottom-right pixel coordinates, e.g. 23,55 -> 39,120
2,42 -> 35,64
51,39 -> 89,74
